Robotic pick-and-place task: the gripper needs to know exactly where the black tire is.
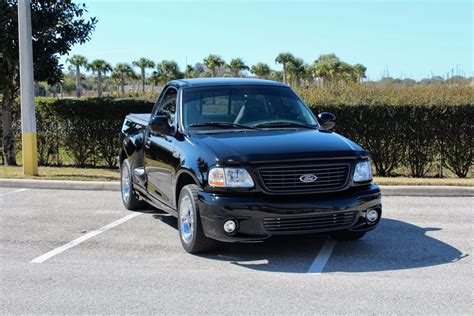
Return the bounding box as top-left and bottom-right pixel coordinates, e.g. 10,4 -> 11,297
120,160 -> 147,210
178,184 -> 219,254
331,231 -> 366,241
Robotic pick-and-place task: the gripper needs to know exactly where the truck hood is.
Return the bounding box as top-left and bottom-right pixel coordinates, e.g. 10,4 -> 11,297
191,129 -> 365,163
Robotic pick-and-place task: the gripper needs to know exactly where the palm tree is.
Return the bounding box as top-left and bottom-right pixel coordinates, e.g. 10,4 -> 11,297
203,54 -> 225,77
313,55 -> 362,84
269,70 -> 283,82
312,54 -> 342,84
132,57 -> 155,93
88,59 -> 112,97
287,57 -> 306,86
66,55 -> 88,97
275,52 -> 295,84
250,63 -> 271,79
111,63 -> 135,95
353,63 -> 367,83
341,63 -> 358,83
302,64 -> 314,86
161,60 -> 183,82
151,60 -> 184,85
226,58 -> 249,77
149,71 -> 161,87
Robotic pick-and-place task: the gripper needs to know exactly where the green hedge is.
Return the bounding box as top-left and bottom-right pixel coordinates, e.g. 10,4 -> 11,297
297,84 -> 473,178
32,98 -> 153,167
10,86 -> 473,177
307,103 -> 472,178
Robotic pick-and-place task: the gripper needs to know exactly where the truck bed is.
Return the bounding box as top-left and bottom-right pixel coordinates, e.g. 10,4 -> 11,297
126,113 -> 151,127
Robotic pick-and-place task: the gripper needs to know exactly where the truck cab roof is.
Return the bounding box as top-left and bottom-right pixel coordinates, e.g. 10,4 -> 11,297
168,78 -> 289,89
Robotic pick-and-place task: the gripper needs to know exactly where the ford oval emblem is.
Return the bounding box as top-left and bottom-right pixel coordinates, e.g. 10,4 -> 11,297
299,174 -> 318,183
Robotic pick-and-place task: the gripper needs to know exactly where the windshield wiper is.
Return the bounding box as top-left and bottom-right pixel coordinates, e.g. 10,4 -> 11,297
253,121 -> 318,130
189,122 -> 256,130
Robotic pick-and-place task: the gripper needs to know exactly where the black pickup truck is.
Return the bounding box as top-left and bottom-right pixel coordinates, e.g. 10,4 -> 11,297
119,78 -> 381,253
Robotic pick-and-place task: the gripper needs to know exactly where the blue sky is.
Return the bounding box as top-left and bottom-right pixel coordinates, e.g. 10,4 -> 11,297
61,0 -> 473,80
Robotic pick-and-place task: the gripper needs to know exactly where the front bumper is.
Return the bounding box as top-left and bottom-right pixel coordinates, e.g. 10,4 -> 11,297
197,183 -> 382,242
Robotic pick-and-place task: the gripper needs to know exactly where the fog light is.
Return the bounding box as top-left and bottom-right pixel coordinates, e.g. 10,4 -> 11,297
223,220 -> 237,234
367,209 -> 379,223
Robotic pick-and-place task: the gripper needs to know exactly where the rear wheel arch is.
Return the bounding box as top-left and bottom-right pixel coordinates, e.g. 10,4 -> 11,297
120,159 -> 147,210
118,148 -> 127,166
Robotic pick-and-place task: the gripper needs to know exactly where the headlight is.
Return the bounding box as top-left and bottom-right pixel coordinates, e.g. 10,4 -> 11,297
208,167 -> 254,188
353,160 -> 373,182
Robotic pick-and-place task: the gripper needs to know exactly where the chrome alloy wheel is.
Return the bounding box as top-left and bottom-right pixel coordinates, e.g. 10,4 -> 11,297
121,164 -> 130,203
179,195 -> 194,244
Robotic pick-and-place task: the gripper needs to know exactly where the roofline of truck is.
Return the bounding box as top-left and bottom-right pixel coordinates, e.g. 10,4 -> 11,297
168,78 -> 289,88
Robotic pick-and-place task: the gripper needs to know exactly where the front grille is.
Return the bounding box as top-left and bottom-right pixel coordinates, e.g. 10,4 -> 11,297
259,164 -> 350,193
263,212 -> 357,233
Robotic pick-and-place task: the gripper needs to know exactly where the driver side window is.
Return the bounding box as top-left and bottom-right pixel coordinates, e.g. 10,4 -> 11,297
156,87 -> 177,125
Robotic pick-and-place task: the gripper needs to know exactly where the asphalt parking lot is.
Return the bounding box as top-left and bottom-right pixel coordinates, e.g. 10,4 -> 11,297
0,187 -> 472,314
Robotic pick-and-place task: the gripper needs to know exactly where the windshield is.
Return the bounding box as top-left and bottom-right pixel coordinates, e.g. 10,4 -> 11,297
182,86 -> 318,129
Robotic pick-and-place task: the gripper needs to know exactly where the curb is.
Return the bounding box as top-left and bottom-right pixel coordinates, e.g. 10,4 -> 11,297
0,179 -> 473,197
379,185 -> 474,197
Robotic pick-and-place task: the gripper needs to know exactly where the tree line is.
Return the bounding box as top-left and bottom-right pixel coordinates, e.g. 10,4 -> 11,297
63,52 -> 370,97
60,52 -> 472,98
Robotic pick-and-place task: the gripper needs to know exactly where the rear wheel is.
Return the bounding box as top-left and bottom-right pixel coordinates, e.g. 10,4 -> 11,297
121,160 -> 146,210
331,231 -> 366,241
178,184 -> 219,254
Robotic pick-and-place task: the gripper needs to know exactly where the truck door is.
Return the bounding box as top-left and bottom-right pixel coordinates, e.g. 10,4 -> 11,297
144,86 -> 178,206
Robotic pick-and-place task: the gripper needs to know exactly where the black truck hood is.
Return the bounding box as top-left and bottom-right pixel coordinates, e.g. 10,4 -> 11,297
191,129 -> 365,163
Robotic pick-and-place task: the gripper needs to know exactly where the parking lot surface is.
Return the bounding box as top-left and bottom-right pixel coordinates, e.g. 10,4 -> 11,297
0,187 -> 472,314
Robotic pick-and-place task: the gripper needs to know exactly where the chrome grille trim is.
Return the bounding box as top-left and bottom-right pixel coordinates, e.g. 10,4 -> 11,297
258,163 -> 351,193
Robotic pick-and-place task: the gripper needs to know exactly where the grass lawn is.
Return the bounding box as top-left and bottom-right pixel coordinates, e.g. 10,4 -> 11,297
0,166 -> 120,181
0,165 -> 473,186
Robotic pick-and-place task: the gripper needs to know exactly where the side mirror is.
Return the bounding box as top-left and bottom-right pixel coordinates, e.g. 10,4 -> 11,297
317,112 -> 336,130
149,114 -> 173,135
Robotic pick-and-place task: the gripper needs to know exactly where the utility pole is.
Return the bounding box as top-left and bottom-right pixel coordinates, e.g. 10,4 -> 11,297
18,0 -> 38,175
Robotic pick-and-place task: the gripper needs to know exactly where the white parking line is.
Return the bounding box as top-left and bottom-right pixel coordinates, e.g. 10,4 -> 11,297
31,212 -> 142,263
0,188 -> 28,197
307,239 -> 337,274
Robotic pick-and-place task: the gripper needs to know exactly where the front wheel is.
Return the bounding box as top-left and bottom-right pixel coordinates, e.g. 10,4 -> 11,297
178,184 -> 219,254
331,231 -> 366,241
